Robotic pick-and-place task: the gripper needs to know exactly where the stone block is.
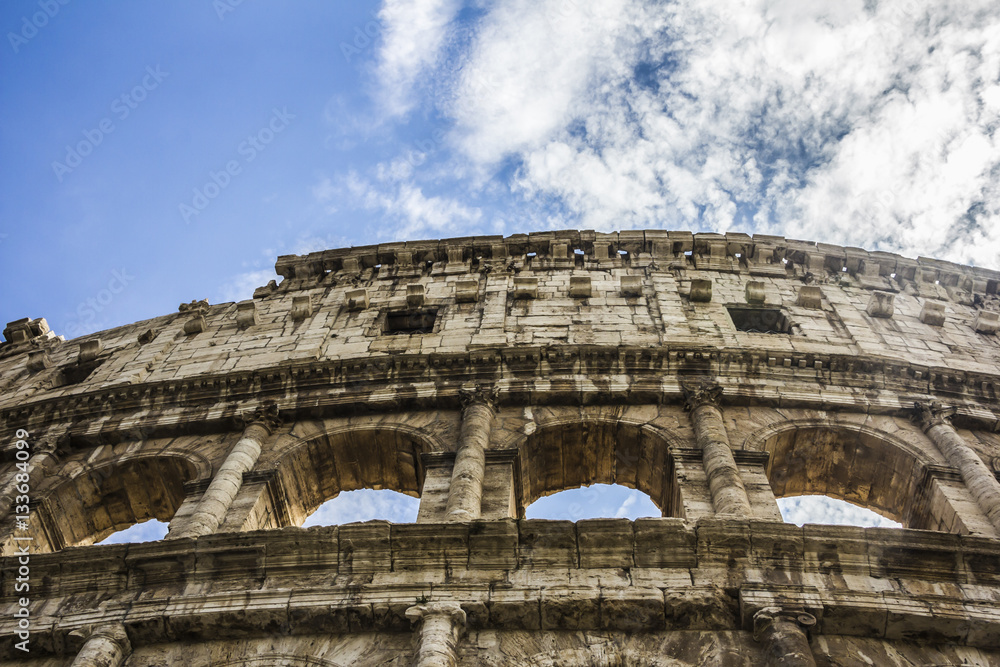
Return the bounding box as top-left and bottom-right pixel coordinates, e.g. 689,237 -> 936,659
974,310 -> 998,334
599,588 -> 666,631
26,349 -> 51,372
569,275 -> 592,299
341,257 -> 360,273
689,279 -> 712,302
919,300 -> 946,326
338,522 -> 391,574
78,339 -> 103,363
468,520 -> 517,570
518,520 -> 577,568
540,587 -> 599,629
866,291 -> 895,318
3,317 -> 50,345
796,285 -> 823,309
745,281 -> 765,304
290,295 -> 313,321
489,588 -> 541,629
455,279 -> 479,303
512,277 -> 538,299
577,519 -> 633,568
633,518 -> 697,568
183,314 -> 207,335
392,523 -> 468,570
235,300 -> 258,329
406,284 -> 425,309
345,288 -> 368,311
620,275 -> 642,297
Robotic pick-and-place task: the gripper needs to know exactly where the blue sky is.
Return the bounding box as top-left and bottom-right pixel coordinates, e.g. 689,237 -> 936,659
5,0 -> 990,539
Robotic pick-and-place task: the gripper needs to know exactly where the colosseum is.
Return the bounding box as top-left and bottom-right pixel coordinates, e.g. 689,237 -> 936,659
1,230 -> 999,665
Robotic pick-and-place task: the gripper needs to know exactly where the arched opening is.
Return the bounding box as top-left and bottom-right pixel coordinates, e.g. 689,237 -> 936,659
762,425 -> 942,530
97,519 -> 170,544
520,420 -> 681,517
276,427 -> 428,526
302,489 -> 419,526
3,455 -> 197,554
777,495 -> 901,528
525,484 -> 660,520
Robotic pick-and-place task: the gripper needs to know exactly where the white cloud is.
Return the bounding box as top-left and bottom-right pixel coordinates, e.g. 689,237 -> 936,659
778,496 -> 900,528
303,489 -> 419,526
335,170 -> 482,240
448,0 -> 633,165
97,519 -> 169,544
375,0 -> 462,117
413,0 -> 1000,267
216,269 -> 278,304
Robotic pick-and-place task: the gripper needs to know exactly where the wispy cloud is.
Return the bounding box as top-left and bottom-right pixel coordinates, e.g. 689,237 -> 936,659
778,496 -> 900,528
303,489 -> 419,526
317,170 -> 482,241
375,0 -> 462,117
350,0 -> 1000,268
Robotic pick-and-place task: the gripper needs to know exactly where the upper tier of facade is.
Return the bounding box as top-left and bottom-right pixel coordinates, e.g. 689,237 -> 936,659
2,230 -> 1000,439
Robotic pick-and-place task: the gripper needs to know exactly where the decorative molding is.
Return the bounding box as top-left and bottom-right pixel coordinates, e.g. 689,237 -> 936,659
458,383 -> 501,412
683,381 -> 722,412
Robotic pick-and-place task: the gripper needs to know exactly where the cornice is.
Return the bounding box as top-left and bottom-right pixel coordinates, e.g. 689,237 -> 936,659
2,344 -> 999,453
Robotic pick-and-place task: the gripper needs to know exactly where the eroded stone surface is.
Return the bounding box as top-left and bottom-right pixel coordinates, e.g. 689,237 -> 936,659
0,230 -> 998,665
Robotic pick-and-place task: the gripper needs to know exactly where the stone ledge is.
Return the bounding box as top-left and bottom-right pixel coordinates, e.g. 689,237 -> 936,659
4,343 -> 1000,450
3,519 -> 997,604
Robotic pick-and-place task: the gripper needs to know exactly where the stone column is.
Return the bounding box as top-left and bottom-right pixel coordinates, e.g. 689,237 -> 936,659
684,383 -> 752,516
0,440 -> 57,520
405,602 -> 467,667
915,402 -> 1000,534
445,385 -> 500,522
168,403 -> 280,539
753,608 -> 817,667
69,624 -> 131,667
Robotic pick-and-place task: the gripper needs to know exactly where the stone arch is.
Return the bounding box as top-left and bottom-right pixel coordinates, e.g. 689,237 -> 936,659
6,452 -> 203,554
221,656 -> 347,667
516,647 -> 692,666
515,416 -> 683,516
272,425 -> 436,526
744,420 -> 947,529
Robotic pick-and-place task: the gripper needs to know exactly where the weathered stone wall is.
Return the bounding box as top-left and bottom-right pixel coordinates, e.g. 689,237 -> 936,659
0,230 -> 998,665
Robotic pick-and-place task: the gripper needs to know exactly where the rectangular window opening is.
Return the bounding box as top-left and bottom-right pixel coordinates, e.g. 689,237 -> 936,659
728,307 -> 792,334
384,309 -> 438,335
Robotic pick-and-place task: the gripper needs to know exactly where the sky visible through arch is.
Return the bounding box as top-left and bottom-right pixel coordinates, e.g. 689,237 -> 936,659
4,1 -> 995,538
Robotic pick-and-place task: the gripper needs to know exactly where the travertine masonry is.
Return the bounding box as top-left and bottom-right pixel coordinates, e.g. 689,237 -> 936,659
0,230 -> 998,665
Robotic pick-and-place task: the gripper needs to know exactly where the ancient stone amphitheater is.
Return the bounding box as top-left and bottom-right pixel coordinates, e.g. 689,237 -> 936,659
2,230 -> 1000,666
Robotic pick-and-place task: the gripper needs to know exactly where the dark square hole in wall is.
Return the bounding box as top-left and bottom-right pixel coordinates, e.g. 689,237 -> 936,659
50,358 -> 105,389
384,309 -> 438,335
728,307 -> 792,334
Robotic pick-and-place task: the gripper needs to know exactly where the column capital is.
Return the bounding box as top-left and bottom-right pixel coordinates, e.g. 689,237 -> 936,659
683,381 -> 723,412
753,606 -> 816,641
405,601 -> 467,626
459,383 -> 501,412
239,401 -> 282,435
913,401 -> 956,432
33,438 -> 60,459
